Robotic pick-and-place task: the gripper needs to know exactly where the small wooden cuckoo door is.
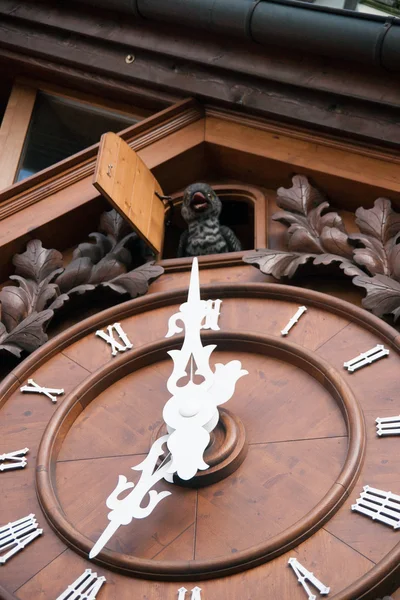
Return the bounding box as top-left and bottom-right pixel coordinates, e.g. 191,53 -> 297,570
93,132 -> 165,255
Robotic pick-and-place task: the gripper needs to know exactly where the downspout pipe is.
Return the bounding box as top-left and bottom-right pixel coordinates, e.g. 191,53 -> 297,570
74,0 -> 400,71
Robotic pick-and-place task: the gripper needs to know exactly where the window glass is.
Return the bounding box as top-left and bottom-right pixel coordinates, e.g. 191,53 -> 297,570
16,92 -> 137,182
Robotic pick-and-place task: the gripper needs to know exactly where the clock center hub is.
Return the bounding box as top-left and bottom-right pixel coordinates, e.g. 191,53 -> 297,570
179,399 -> 201,417
154,408 -> 247,488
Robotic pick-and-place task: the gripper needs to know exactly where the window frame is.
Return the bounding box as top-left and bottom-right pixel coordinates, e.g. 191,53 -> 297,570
0,78 -> 153,191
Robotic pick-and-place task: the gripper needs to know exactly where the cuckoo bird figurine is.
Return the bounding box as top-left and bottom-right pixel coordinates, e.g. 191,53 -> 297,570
178,183 -> 242,257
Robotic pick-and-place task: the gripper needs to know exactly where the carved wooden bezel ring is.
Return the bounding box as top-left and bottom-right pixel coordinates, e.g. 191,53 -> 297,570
0,283 -> 399,597
35,328 -> 364,580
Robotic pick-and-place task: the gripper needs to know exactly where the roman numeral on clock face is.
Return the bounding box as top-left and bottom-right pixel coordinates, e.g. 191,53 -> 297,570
352,485 -> 400,529
376,415 -> 400,436
20,379 -> 64,403
281,306 -> 307,336
0,514 -> 43,564
288,558 -> 330,599
0,448 -> 29,471
343,344 -> 389,372
56,569 -> 106,600
95,322 -> 133,356
177,587 -> 202,600
202,299 -> 222,330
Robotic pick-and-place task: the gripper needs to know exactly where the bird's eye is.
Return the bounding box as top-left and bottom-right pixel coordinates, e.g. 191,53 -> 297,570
207,193 -> 212,199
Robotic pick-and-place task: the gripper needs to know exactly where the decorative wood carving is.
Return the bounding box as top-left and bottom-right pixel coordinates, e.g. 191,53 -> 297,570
243,175 -> 400,322
0,209 -> 163,358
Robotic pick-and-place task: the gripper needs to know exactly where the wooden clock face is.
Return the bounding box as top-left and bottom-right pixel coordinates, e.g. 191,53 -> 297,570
0,280 -> 399,600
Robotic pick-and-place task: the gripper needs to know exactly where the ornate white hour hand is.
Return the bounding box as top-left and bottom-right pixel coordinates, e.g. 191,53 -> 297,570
90,435 -> 172,559
163,258 -> 248,481
165,257 -> 220,390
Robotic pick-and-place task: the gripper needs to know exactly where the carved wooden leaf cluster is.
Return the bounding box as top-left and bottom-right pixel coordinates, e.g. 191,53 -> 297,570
0,210 -> 163,358
243,175 -> 400,322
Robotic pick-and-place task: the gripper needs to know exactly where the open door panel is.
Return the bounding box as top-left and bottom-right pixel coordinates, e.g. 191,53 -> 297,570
93,132 -> 165,255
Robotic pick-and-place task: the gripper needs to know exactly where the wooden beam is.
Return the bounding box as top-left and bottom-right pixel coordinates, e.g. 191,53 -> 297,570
0,12 -> 399,149
205,113 -> 400,196
2,0 -> 400,110
0,81 -> 36,190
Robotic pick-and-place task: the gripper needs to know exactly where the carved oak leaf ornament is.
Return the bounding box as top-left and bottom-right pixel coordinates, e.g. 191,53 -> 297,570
355,197 -> 400,244
351,199 -> 400,278
12,240 -> 63,282
350,234 -> 388,276
312,254 -> 363,278
73,232 -> 113,265
102,262 -> 164,296
54,256 -> 95,295
272,175 -> 353,258
0,209 -> 164,359
243,175 -> 400,323
349,199 -> 400,318
99,208 -> 132,245
244,175 -> 362,279
389,235 -> 400,282
0,240 -> 63,332
319,226 -> 354,259
0,310 -> 53,358
244,250 -> 316,279
353,274 -> 400,320
88,256 -> 126,285
276,174 -> 325,215
57,209 -> 152,300
0,282 -> 31,332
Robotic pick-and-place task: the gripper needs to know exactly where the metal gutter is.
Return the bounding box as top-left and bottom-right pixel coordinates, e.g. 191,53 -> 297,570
73,0 -> 400,71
